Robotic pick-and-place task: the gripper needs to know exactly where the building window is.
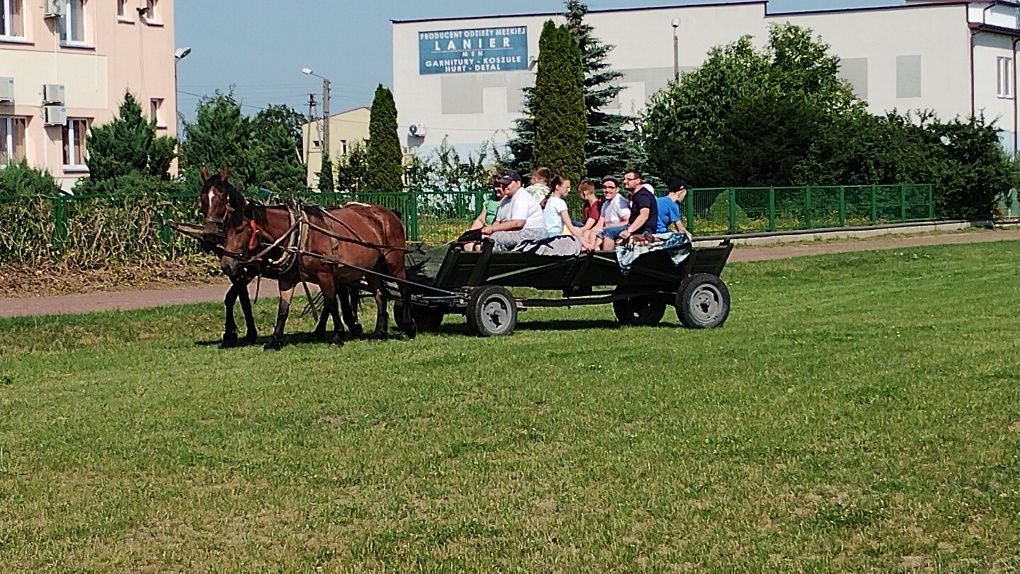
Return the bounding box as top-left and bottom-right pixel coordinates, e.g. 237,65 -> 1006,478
59,0 -> 87,45
0,116 -> 27,165
998,57 -> 1013,99
896,55 -> 922,99
0,0 -> 25,38
143,0 -> 159,23
340,139 -> 348,155
62,118 -> 89,168
116,0 -> 128,19
150,98 -> 165,128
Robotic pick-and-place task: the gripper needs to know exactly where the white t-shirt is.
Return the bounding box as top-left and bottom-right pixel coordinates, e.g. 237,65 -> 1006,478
496,189 -> 545,230
600,193 -> 631,224
543,196 -> 569,236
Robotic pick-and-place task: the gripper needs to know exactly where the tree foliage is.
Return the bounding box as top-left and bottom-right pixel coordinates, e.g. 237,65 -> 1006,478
366,85 -> 404,191
83,91 -> 176,185
179,91 -> 252,186
642,23 -> 1014,217
317,153 -> 335,192
0,159 -> 61,196
336,142 -> 369,191
532,20 -> 586,184
248,105 -> 306,192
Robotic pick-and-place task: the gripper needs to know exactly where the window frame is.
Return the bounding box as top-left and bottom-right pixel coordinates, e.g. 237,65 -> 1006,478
0,0 -> 26,40
59,0 -> 89,47
149,98 -> 166,129
997,56 -> 1014,99
0,115 -> 28,166
142,0 -> 161,25
116,0 -> 130,22
61,117 -> 90,170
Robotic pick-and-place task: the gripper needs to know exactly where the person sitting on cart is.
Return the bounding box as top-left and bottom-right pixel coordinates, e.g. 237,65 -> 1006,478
466,170 -> 546,252
616,169 -> 659,246
656,178 -> 692,239
467,173 -> 504,231
576,178 -> 601,231
525,166 -> 552,203
586,175 -> 631,250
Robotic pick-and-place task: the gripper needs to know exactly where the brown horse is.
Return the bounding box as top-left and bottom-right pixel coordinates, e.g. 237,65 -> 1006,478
210,172 -> 416,349
198,167 -> 361,345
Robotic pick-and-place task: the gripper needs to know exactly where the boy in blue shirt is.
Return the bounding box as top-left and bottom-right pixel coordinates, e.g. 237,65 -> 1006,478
656,178 -> 691,237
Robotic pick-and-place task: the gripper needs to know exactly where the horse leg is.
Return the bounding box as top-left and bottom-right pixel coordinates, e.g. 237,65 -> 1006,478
340,284 -> 364,338
265,280 -> 296,351
383,252 -> 417,339
222,281 -> 240,347
312,293 -> 330,340
367,277 -> 389,340
236,278 -> 258,343
318,276 -> 345,346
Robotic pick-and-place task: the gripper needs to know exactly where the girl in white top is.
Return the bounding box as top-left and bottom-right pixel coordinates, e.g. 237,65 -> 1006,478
541,176 -> 585,238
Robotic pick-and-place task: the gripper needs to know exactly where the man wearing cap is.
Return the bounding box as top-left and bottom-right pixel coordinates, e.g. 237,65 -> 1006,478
473,169 -> 546,251
616,169 -> 658,246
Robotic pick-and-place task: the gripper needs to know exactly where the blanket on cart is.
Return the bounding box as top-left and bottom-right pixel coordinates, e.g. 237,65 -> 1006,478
616,232 -> 691,273
512,234 -> 582,256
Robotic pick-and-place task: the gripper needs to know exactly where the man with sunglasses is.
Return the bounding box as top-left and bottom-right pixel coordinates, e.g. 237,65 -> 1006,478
472,169 -> 546,251
588,175 -> 631,250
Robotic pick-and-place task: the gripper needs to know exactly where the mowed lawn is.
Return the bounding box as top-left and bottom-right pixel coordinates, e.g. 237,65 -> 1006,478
1,241 -> 1018,572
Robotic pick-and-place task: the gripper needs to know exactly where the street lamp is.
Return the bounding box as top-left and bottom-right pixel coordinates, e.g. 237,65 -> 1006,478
671,18 -> 680,81
174,47 -> 191,137
301,67 -> 331,158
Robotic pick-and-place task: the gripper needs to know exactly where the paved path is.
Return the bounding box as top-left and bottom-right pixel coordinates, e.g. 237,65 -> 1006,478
2,228 -> 1018,318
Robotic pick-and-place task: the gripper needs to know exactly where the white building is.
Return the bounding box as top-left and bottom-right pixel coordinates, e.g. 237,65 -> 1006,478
391,0 -> 1020,157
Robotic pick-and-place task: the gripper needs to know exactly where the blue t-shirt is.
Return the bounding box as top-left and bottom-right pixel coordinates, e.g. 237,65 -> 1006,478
655,196 -> 681,233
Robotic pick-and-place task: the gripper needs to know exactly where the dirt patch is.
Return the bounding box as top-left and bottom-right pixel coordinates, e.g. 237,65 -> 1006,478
0,259 -> 222,298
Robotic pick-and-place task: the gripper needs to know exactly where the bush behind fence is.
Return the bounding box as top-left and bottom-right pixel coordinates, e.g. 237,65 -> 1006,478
0,184 -> 934,266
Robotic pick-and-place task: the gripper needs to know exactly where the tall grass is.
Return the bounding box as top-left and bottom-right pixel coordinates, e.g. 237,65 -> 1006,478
0,241 -> 1017,571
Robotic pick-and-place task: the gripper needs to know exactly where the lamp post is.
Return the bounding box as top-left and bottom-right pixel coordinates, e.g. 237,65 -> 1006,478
671,19 -> 680,81
301,67 -> 331,159
174,47 -> 191,137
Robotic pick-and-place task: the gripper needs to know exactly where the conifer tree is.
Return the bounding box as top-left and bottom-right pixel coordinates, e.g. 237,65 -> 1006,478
317,153 -> 335,191
180,91 -> 253,185
249,104 -> 307,192
366,85 -> 404,191
85,91 -> 176,183
532,21 -> 585,184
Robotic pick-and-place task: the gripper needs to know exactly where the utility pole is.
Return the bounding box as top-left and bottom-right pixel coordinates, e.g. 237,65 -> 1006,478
305,92 -> 317,167
321,78 -> 331,159
672,18 -> 680,81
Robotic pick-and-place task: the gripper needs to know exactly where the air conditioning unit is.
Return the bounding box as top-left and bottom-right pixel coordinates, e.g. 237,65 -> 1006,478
408,123 -> 427,137
43,105 -> 67,126
44,0 -> 64,18
0,77 -> 13,104
42,83 -> 65,105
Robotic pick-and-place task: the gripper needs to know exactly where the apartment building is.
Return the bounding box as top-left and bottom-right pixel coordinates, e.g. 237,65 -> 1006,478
0,0 -> 177,190
302,106 -> 371,188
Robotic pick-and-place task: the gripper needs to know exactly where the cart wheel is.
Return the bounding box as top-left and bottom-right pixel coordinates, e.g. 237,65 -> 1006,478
613,295 -> 667,326
467,285 -> 517,337
676,273 -> 730,328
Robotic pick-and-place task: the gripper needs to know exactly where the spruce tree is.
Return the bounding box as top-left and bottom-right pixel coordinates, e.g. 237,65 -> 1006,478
366,85 -> 404,191
508,0 -> 637,178
249,105 -> 307,192
564,0 -> 636,178
180,91 -> 253,186
533,21 -> 585,184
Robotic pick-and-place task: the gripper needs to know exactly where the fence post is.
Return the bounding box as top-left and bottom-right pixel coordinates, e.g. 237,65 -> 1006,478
927,184 -> 935,220
727,187 -> 736,234
51,194 -> 68,253
407,190 -> 419,241
838,186 -> 846,227
804,185 -> 812,229
870,185 -> 877,225
899,183 -> 907,221
768,186 -> 775,232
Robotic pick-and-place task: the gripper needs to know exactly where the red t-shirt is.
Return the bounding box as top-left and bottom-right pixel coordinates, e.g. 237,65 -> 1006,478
582,199 -> 601,225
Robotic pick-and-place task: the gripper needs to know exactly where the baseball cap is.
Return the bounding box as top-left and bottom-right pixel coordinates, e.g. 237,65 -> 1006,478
496,169 -> 522,185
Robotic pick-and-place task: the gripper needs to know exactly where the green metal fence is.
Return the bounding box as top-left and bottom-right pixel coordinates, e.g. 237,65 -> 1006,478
0,184 -> 937,265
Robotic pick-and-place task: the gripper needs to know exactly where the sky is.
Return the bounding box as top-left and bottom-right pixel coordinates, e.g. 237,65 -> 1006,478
174,0 -> 900,118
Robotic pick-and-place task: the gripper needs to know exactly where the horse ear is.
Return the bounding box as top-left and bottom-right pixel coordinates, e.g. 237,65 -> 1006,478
219,166 -> 230,182
199,165 -> 209,183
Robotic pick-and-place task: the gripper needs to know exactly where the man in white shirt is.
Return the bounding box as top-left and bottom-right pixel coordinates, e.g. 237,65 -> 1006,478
476,169 -> 547,251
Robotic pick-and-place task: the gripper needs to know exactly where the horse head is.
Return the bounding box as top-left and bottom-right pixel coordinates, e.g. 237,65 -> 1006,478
199,165 -> 243,238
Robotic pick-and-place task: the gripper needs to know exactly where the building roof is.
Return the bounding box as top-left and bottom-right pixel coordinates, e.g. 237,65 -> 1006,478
391,0 -> 765,25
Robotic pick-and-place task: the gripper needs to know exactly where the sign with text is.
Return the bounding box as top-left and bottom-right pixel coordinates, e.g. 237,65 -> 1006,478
419,26 -> 529,75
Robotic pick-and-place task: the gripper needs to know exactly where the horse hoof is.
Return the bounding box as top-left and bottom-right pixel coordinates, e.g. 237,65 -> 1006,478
312,329 -> 326,340
329,334 -> 345,346
404,321 -> 417,340
221,332 -> 238,347
243,331 -> 258,343
263,339 -> 283,351
368,332 -> 388,341
349,323 -> 364,338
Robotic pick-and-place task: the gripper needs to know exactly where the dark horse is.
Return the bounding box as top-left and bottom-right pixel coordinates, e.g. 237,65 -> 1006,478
208,171 -> 417,349
199,167 -> 361,346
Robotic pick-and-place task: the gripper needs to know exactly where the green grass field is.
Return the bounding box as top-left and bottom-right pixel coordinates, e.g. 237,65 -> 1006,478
1,242 -> 1018,571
